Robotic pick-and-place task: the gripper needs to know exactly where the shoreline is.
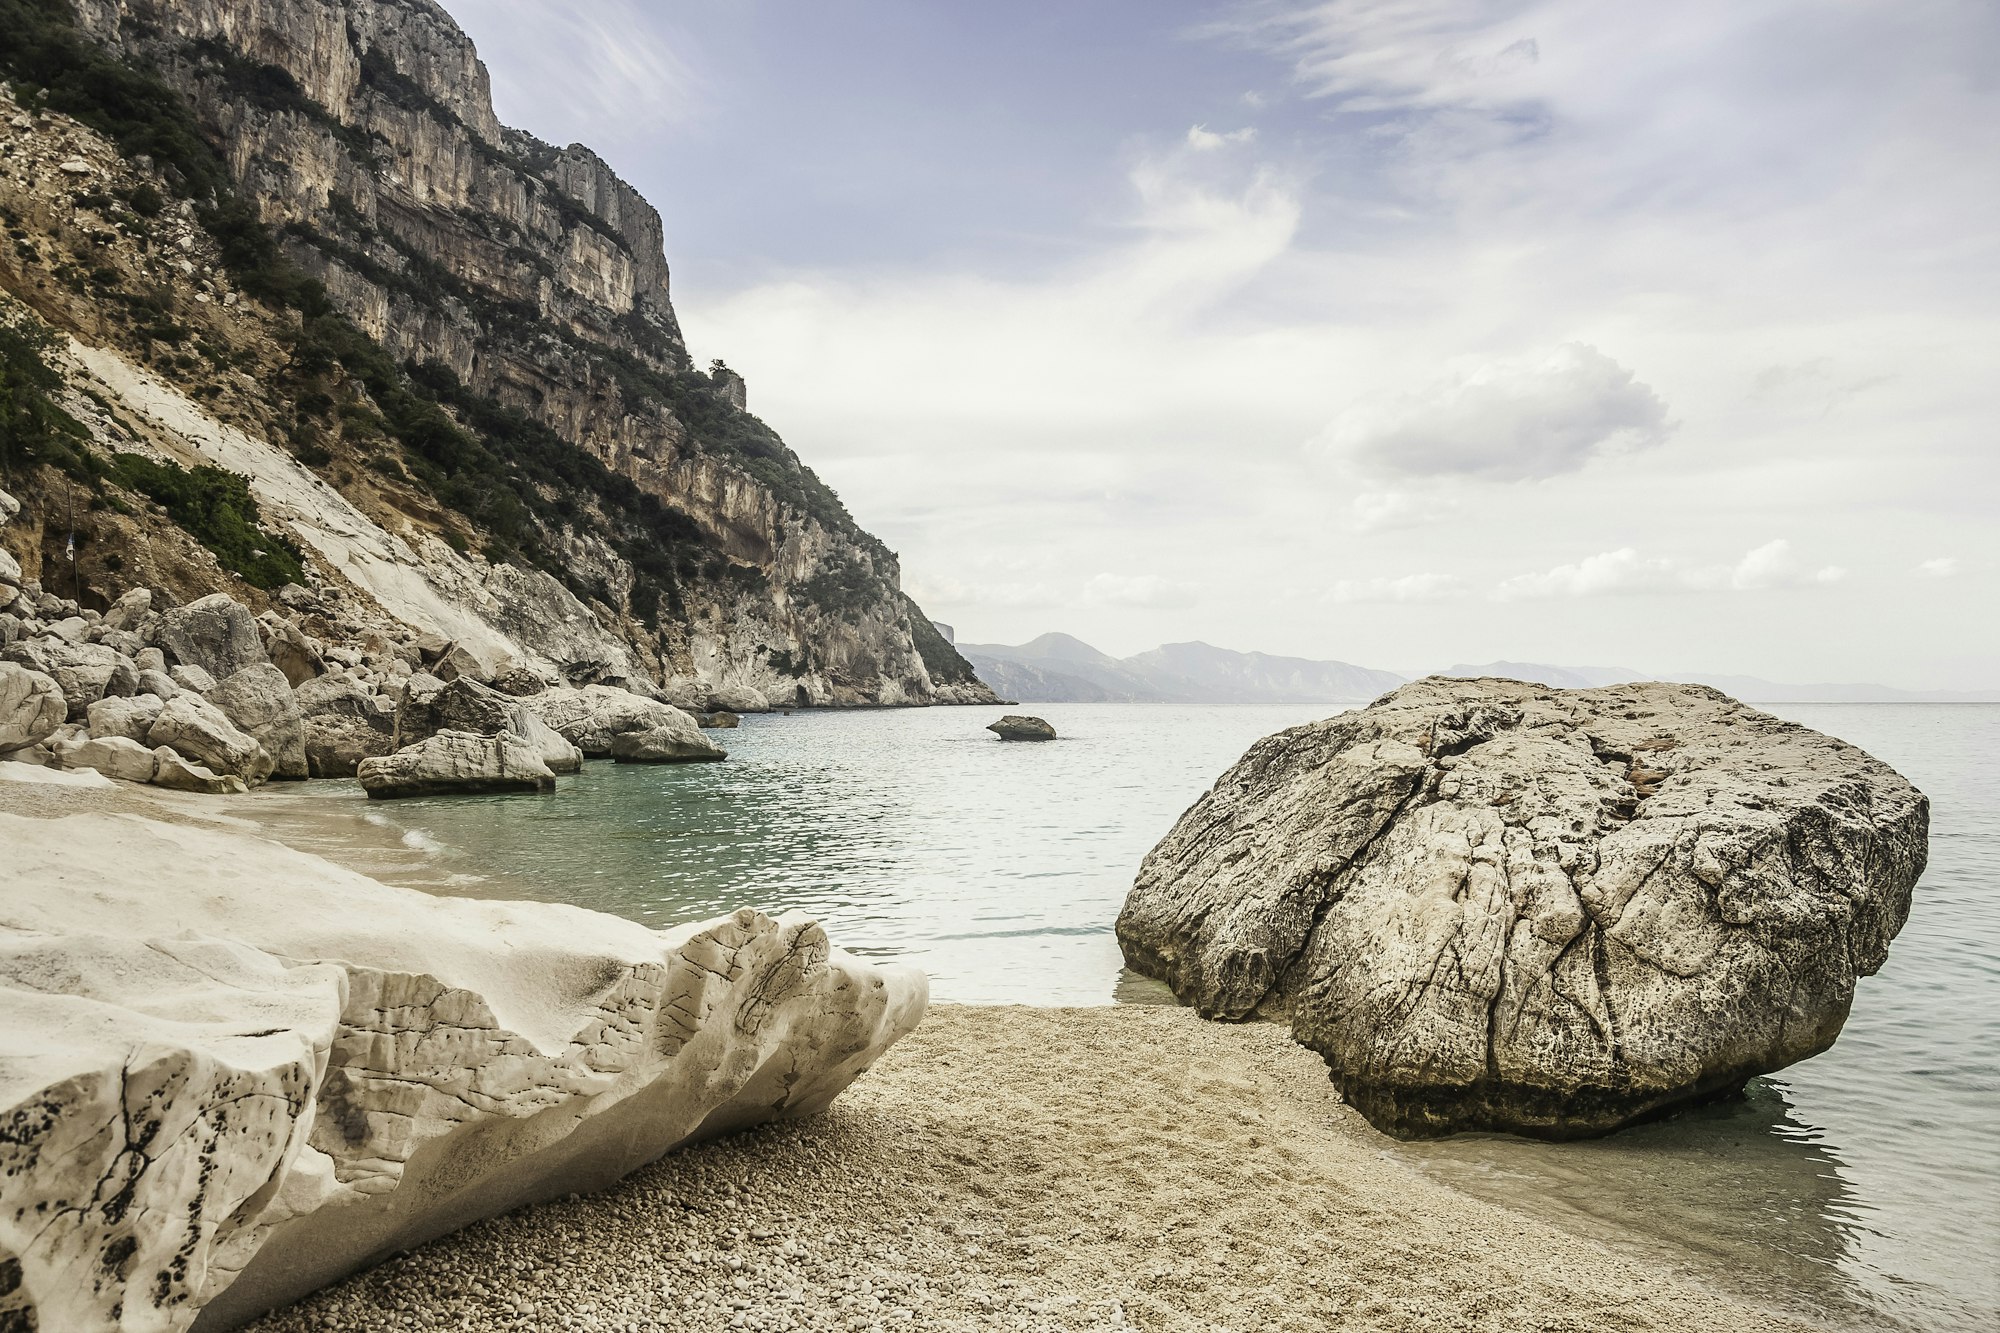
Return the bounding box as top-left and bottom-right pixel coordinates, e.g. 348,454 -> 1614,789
0,766 -> 1826,1332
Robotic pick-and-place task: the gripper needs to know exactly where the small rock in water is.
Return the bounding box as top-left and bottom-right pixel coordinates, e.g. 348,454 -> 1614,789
985,714 -> 1056,742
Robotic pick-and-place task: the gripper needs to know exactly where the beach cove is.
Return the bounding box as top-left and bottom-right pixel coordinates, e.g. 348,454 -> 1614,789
46,699 -> 1992,1333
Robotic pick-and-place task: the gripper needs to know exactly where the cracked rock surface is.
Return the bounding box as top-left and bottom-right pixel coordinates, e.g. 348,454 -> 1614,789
1116,678 -> 1929,1138
0,810 -> 925,1332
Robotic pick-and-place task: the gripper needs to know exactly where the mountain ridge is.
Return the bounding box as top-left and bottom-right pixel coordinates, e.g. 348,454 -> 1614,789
962,637 -> 2000,706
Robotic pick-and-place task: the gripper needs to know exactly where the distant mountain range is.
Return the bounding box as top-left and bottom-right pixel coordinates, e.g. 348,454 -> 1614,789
955,634 -> 2000,705
958,634 -> 1403,705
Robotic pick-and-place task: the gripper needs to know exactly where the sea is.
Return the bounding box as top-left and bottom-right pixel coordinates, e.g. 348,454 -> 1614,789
244,701 -> 2000,1332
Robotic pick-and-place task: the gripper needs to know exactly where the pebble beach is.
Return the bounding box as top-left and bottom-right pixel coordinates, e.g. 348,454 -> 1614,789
247,1005 -> 1809,1333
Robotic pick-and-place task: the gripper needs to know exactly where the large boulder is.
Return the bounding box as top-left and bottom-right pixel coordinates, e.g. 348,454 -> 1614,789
257,611 -> 324,687
0,663 -> 66,754
160,593 -> 268,681
147,694 -> 276,786
150,746 -> 249,795
58,734 -> 158,783
357,730 -> 556,799
395,676 -> 582,775
84,692 -> 165,743
294,673 -> 397,778
522,684 -> 710,758
1116,679 -> 1929,1139
211,664 -> 309,782
0,809 -> 927,1331
4,640 -> 138,719
611,722 -> 728,764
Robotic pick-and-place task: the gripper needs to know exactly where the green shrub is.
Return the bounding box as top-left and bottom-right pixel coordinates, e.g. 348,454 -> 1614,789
109,452 -> 304,588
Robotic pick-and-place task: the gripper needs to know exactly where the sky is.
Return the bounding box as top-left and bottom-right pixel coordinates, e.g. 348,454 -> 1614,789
447,0 -> 1999,688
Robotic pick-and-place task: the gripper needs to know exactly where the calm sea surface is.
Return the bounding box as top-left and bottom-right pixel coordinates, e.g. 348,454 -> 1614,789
245,702 -> 1999,1331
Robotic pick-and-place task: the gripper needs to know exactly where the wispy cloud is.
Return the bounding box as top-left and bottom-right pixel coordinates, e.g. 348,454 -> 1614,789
1328,573 -> 1469,604
1917,557 -> 1961,578
1317,343 -> 1671,481
1495,539 -> 1847,600
451,0 -> 704,141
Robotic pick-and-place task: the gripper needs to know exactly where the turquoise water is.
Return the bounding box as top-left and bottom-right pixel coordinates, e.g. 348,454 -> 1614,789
247,702 -> 1999,1331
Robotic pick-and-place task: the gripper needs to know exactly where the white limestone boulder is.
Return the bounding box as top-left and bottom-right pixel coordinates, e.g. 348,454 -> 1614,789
85,691 -> 165,743
148,694 -> 275,786
356,729 -> 555,798
522,684 -> 709,758
611,719 -> 727,764
1117,678 -> 1929,1139
57,734 -> 158,783
159,593 -> 269,681
393,677 -> 583,775
0,810 -> 926,1332
210,664 -> 309,782
0,663 -> 65,754
150,747 -> 249,795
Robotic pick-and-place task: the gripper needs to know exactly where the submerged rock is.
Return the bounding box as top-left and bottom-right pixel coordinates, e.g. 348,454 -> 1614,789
1116,678 -> 1929,1139
357,729 -> 557,798
0,809 -> 926,1332
987,714 -> 1056,741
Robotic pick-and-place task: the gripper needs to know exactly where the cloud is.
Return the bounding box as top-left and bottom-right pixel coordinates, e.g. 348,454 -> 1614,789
1317,343 -> 1672,481
1327,573 -> 1469,604
1349,490 -> 1459,532
1186,124 -> 1258,151
1081,573 -> 1199,609
1918,557 -> 1961,578
451,0 -> 703,140
1495,540 -> 1847,600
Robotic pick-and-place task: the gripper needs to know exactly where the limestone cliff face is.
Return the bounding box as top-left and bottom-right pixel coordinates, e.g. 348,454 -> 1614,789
44,0 -> 991,706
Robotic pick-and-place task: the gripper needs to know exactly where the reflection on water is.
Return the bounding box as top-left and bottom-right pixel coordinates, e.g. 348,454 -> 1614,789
240,701 -> 2000,1331
1398,1080 -> 1867,1326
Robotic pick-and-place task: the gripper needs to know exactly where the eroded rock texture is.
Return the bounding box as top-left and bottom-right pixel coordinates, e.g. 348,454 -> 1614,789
0,811 -> 925,1331
1117,679 -> 1928,1139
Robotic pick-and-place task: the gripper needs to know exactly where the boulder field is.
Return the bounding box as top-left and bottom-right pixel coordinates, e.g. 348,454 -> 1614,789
1117,678 -> 1929,1139
0,809 -> 927,1332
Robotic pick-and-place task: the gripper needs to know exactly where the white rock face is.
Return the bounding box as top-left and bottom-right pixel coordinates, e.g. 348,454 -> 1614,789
1118,679 -> 1930,1139
0,810 -> 925,1331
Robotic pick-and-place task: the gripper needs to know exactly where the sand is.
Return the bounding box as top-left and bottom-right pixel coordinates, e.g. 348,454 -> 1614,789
245,1002 -> 1810,1333
0,766 -> 1813,1332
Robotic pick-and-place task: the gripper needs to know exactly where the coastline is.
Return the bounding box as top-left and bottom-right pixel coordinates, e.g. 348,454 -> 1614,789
0,767 -> 1816,1332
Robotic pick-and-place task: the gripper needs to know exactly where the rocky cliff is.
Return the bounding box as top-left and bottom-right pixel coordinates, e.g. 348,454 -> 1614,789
0,0 -> 994,707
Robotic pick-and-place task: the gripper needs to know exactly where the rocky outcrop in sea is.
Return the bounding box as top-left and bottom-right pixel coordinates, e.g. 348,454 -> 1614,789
1117,678 -> 1930,1138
